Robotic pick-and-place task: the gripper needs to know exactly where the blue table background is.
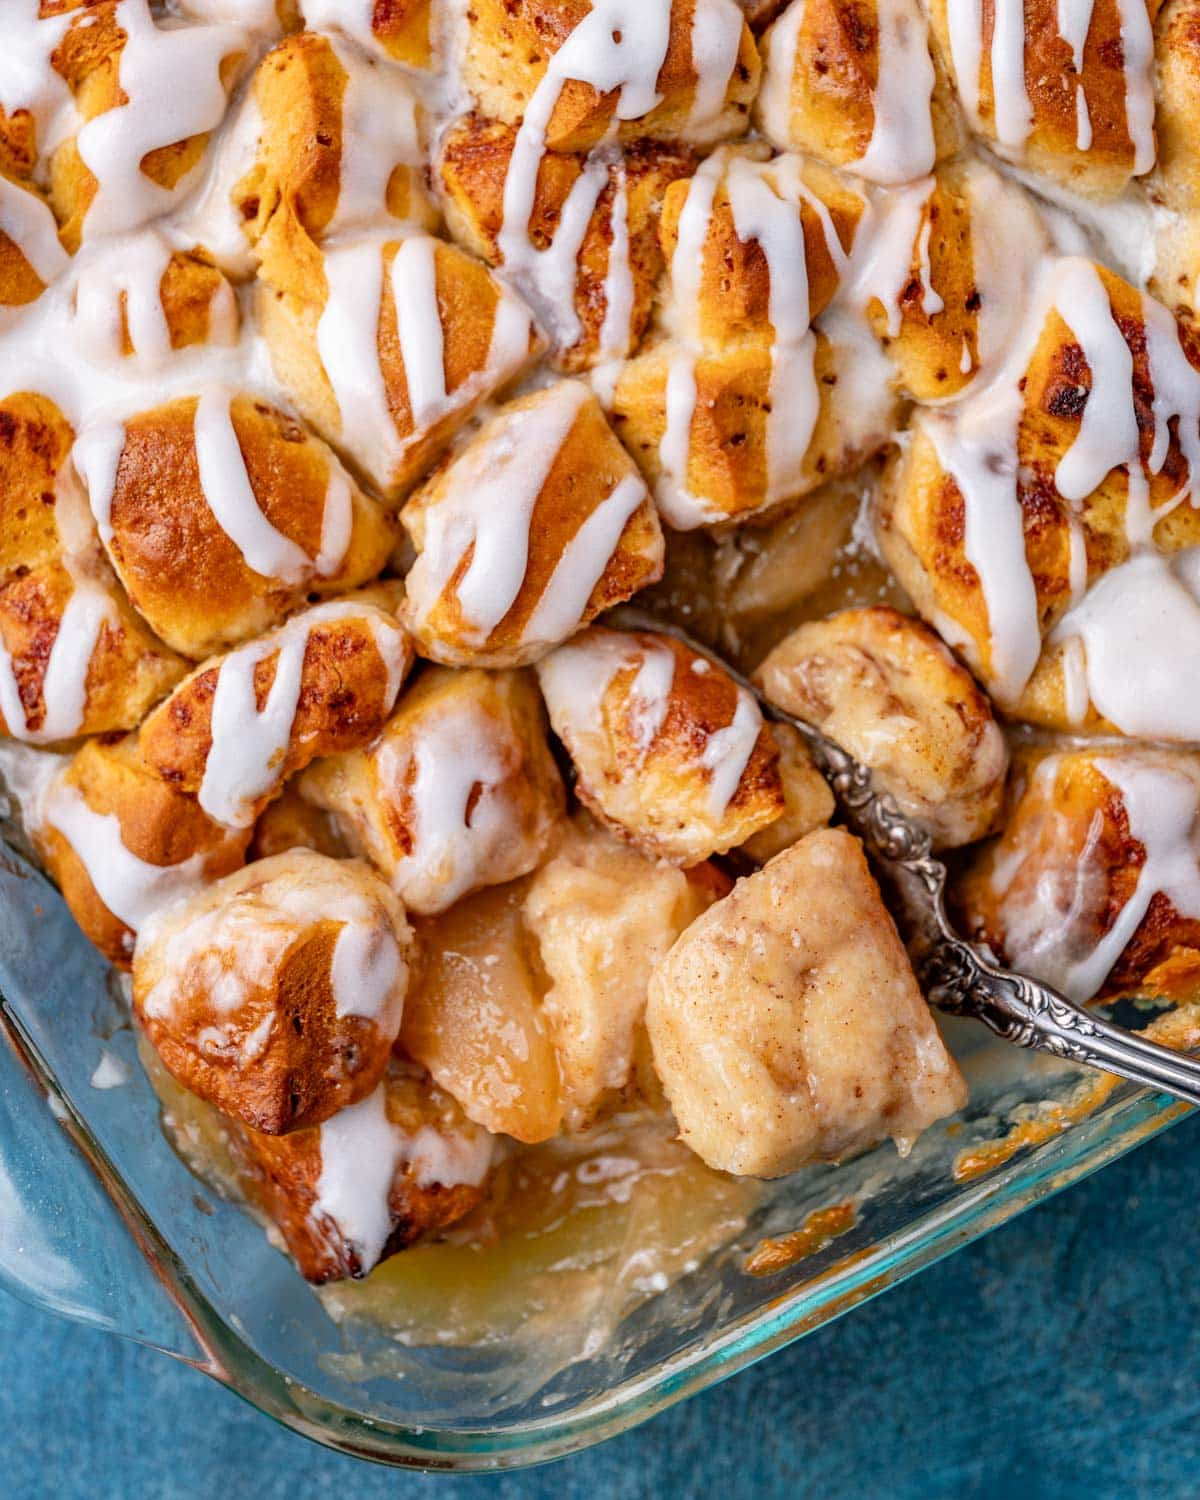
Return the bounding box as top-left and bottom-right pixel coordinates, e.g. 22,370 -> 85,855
6,1113 -> 1200,1500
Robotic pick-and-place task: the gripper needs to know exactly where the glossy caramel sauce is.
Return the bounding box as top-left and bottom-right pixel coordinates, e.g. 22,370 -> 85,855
744,1202 -> 856,1276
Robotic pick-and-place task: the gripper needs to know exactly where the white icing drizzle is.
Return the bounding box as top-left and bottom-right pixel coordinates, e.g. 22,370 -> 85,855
0,7 -> 76,159
1050,550 -> 1200,741
198,601 -> 408,828
853,0 -> 936,186
698,685 -> 762,816
72,229 -> 176,368
1115,0 -> 1156,176
918,254 -> 1200,710
759,0 -> 805,149
655,351 -> 704,526
538,627 -> 761,816
38,775 -> 211,931
313,1086 -> 403,1271
301,0 -> 380,55
0,176 -> 67,292
0,576 -> 115,745
845,177 -> 938,338
379,697 -> 518,912
193,386 -> 313,582
73,1 -> 247,241
947,0 -> 1032,154
390,235 -> 448,428
596,162 -> 634,361
312,1080 -> 493,1274
315,232 -> 533,481
408,381 -> 643,647
997,755 -> 1200,1002
323,34 -> 423,236
492,0 -> 740,349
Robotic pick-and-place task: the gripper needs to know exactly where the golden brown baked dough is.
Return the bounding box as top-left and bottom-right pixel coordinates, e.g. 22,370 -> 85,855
876,260 -> 1200,724
0,558 -> 185,743
658,146 -> 865,347
401,381 -> 664,666
955,747 -> 1200,1004
737,721 -> 833,861
461,0 -> 761,151
137,591 -> 414,828
250,781 -> 350,861
0,173 -> 67,314
234,30 -> 436,295
257,232 -> 541,502
757,0 -> 962,181
33,733 -> 250,966
132,848 -> 413,1134
536,625 -> 783,864
646,828 -> 968,1175
437,114 -> 695,371
928,0 -> 1161,198
47,2 -> 248,249
756,606 -> 1008,848
299,665 -> 565,914
608,335 -> 897,527
74,392 -> 394,658
232,1058 -> 493,1283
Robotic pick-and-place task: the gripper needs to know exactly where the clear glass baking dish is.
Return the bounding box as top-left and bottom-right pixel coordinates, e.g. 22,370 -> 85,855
0,836 -> 1189,1471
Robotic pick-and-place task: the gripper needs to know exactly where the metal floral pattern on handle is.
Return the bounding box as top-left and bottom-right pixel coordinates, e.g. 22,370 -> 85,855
609,607 -> 1200,1111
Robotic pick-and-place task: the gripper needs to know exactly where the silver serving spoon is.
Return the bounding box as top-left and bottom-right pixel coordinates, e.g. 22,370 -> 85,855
610,607 -> 1200,1109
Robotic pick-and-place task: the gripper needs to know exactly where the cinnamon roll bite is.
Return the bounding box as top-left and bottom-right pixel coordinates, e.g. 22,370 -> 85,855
646,829 -> 968,1176
132,848 -> 413,1135
232,1057 -> 496,1283
299,665 -> 565,915
400,382 -> 664,665
72,391 -> 394,658
537,625 -> 784,864
955,748 -> 1200,1005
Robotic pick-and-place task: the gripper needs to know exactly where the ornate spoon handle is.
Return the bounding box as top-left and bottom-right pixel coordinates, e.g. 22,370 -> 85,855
609,607 -> 1200,1109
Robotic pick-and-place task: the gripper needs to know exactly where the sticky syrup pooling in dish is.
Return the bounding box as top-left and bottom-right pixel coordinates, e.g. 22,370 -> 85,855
2,0 -> 1200,1335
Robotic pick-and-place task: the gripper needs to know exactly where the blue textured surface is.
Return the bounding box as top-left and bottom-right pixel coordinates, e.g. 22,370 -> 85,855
6,1114 -> 1200,1500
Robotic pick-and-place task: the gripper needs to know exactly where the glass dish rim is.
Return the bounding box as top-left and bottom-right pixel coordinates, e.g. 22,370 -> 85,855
0,979 -> 1188,1473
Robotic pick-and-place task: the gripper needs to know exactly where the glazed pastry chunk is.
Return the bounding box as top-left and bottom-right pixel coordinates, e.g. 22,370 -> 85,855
299,666 -> 565,915
537,626 -> 783,864
257,231 -> 540,503
738,723 -> 833,862
0,556 -> 184,745
849,162 -> 1050,401
47,0 -> 250,248
401,880 -> 565,1143
756,607 -> 1008,849
0,394 -> 185,744
928,0 -> 1159,197
1152,0 -> 1200,322
756,0 -> 961,184
234,1059 -> 495,1283
658,146 -> 866,349
608,335 -> 897,528
67,231 -> 240,366
132,848 -> 413,1135
646,828 -> 968,1176
401,382 -> 664,666
956,749 -> 1200,1004
462,0 -> 760,152
877,258 -> 1200,736
72,391 -> 394,658
0,172 -> 67,320
33,736 -> 250,967
300,0 -> 436,68
137,593 -> 413,830
523,816 -> 715,1129
234,31 -> 436,294
437,114 -> 695,369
